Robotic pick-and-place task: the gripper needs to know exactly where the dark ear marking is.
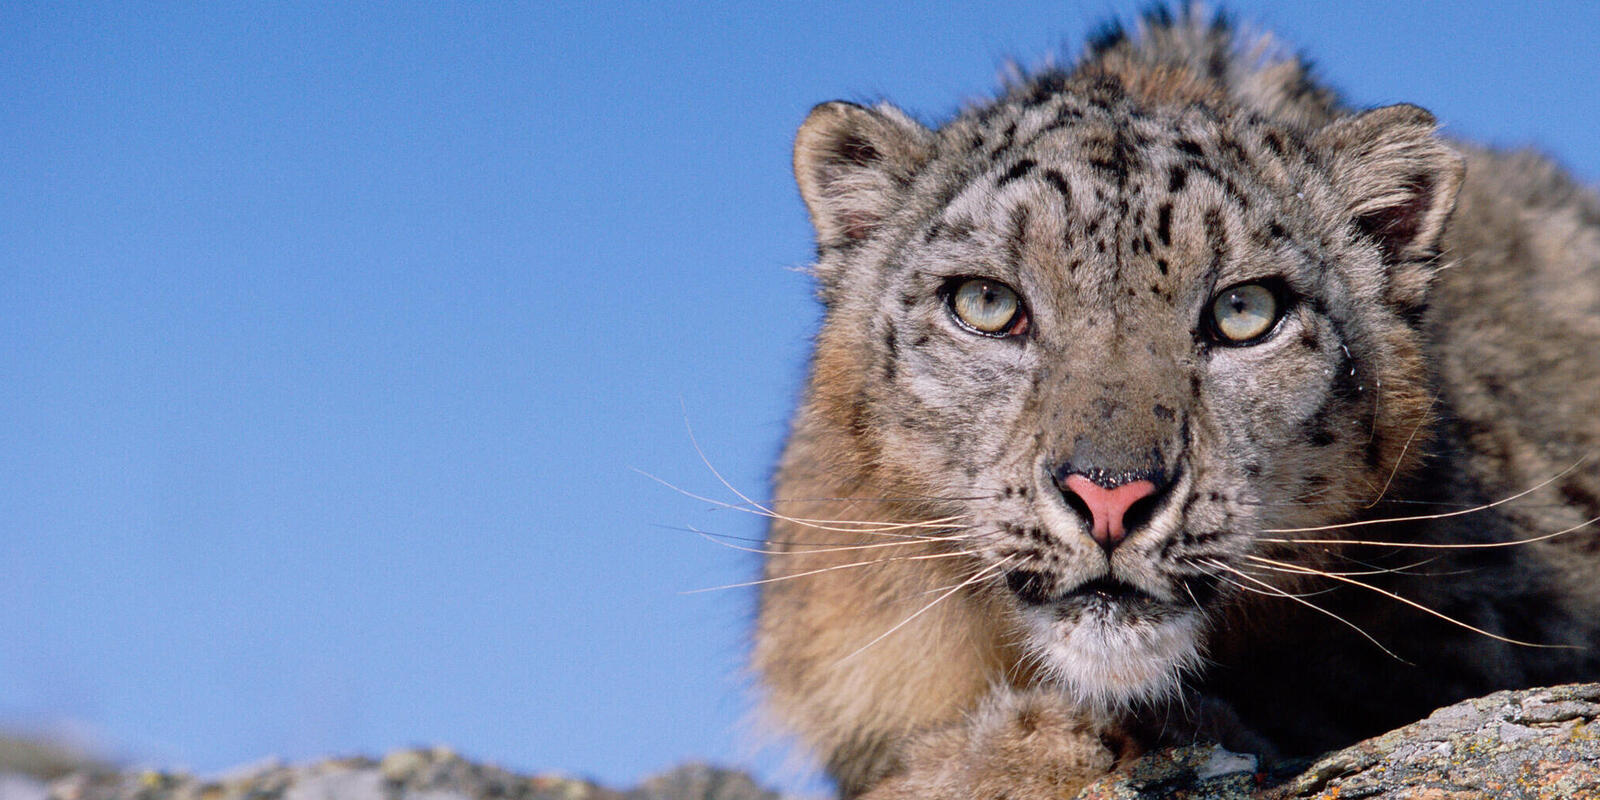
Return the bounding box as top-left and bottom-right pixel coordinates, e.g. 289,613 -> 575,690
1314,104 -> 1464,313
833,133 -> 879,168
1354,172 -> 1436,262
793,101 -> 934,251
1315,105 -> 1464,261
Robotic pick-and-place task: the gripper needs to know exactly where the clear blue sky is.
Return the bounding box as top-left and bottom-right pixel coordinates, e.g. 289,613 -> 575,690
3,1 -> 1597,794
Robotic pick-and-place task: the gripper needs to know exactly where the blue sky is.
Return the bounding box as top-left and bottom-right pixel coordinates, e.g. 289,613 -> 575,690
3,1 -> 1597,794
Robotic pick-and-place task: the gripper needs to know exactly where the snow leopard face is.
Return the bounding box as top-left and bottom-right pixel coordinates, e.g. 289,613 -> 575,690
790,75 -> 1459,709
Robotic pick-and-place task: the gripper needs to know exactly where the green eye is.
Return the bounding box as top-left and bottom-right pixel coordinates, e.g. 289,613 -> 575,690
1208,282 -> 1281,344
948,278 -> 1026,336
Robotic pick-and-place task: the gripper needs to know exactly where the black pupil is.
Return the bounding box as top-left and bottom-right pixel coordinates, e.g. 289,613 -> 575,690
1228,293 -> 1248,313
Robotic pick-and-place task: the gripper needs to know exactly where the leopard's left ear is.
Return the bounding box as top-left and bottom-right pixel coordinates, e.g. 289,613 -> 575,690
1315,104 -> 1465,269
794,101 -> 934,251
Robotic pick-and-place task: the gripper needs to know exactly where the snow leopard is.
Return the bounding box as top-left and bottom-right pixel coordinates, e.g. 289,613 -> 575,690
752,8 -> 1600,798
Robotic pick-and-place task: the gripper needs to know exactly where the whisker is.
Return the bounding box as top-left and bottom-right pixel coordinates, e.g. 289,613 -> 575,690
766,493 -> 999,505
1242,554 -> 1573,649
1262,556 -> 1441,578
1234,497 -> 1583,510
1181,579 -> 1204,611
670,402 -> 1020,507
1210,555 -> 1428,583
738,504 -> 977,532
659,524 -> 865,549
834,555 -> 1016,664
1362,392 -> 1438,509
681,524 -> 976,556
1262,513 -> 1600,549
676,408 -> 1001,513
679,407 -> 780,519
636,466 -> 974,536
1200,560 -> 1405,662
910,575 -> 993,598
1261,457 -> 1590,534
653,522 -> 964,548
681,549 -> 984,594
1318,551 -> 1457,577
1198,562 -> 1335,598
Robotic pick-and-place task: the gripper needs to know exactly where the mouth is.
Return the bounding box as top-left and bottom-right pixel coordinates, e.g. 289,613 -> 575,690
1062,577 -> 1162,610
1073,577 -> 1145,602
1004,569 -> 1173,613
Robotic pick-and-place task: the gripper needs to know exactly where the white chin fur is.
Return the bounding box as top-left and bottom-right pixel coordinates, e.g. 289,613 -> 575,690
1022,606 -> 1203,716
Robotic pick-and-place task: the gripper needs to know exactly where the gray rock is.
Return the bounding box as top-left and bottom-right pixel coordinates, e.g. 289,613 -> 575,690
1073,683 -> 1600,799
0,735 -> 105,782
1261,683 -> 1600,799
43,750 -> 786,800
626,762 -> 785,800
32,684 -> 1600,800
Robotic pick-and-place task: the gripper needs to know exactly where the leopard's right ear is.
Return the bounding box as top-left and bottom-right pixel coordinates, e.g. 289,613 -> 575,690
794,101 -> 934,250
1313,104 -> 1465,264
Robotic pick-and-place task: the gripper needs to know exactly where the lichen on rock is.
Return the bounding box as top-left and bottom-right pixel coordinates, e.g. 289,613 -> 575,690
14,684 -> 1600,800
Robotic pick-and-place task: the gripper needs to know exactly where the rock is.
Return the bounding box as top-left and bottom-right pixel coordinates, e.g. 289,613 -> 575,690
626,762 -> 785,800
0,734 -> 106,782
1260,683 -> 1600,799
0,732 -> 108,800
41,749 -> 790,800
28,684 -> 1600,800
1074,744 -> 1260,799
1071,683 -> 1600,799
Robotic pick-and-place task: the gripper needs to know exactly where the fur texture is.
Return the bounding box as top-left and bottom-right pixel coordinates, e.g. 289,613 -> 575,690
754,9 -> 1600,797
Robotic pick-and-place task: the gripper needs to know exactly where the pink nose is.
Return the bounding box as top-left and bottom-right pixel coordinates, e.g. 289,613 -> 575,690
1061,474 -> 1158,550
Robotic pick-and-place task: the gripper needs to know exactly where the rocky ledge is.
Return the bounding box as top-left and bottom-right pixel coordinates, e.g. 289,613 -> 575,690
19,756 -> 790,800
10,684 -> 1600,800
1079,682 -> 1600,799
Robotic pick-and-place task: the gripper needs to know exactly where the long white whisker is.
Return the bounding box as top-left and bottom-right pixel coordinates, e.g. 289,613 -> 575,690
835,556 -> 1016,664
1201,560 -> 1405,662
654,523 -> 916,549
1331,554 -> 1458,577
1198,562 -> 1334,598
680,411 -> 848,528
1262,457 -> 1590,534
635,466 -> 971,536
737,493 -> 998,507
1243,554 -> 1572,649
1361,392 -> 1437,509
1241,555 -> 1441,578
681,549 -> 984,594
684,525 -> 975,556
1262,513 -> 1600,550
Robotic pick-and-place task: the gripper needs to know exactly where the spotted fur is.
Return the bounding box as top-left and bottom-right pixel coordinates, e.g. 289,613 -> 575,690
755,10 -> 1600,797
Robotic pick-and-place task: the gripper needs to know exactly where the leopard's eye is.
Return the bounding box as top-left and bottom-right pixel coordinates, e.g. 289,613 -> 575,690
1207,281 -> 1282,344
947,278 -> 1027,336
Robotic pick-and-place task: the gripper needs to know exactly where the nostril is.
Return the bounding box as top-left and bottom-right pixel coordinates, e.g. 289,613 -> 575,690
1121,492 -> 1161,537
1060,485 -> 1094,529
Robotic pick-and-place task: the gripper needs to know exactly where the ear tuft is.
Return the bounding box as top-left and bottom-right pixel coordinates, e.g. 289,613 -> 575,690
1315,104 -> 1465,265
794,101 -> 934,249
